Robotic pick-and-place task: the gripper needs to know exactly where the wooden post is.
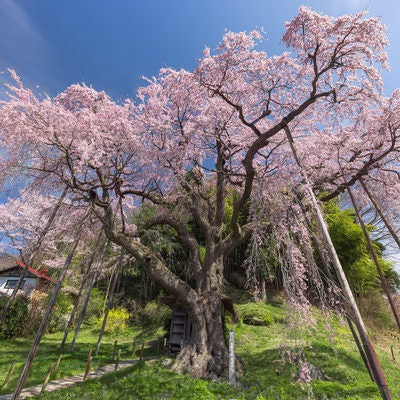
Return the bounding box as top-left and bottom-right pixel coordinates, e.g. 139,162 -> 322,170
0,187 -> 68,329
132,338 -> 136,356
360,178 -> 400,250
284,125 -> 392,400
70,270 -> 98,352
228,329 -> 236,385
157,337 -> 160,354
163,338 -> 167,353
12,217 -> 86,400
2,360 -> 16,388
83,349 -> 93,381
40,363 -> 53,394
70,239 -> 108,353
348,187 -> 400,331
113,340 -> 118,361
53,354 -> 62,374
299,194 -> 376,382
346,314 -> 374,382
95,249 -> 124,356
59,232 -> 105,353
115,349 -> 121,371
390,346 -> 396,362
140,343 -> 145,360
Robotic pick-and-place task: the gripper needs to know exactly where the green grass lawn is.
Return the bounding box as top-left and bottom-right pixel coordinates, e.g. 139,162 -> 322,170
1,303 -> 399,399
0,324 -> 164,395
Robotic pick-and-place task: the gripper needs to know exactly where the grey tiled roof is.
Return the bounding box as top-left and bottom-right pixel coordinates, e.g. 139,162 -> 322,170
0,253 -> 18,272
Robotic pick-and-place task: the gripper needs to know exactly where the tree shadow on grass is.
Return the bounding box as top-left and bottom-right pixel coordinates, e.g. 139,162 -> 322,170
238,343 -> 379,399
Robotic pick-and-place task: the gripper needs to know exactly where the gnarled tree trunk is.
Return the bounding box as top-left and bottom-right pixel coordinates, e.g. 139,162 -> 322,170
172,260 -> 229,378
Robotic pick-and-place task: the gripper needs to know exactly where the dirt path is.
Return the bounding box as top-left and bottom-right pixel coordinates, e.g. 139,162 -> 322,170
0,358 -> 148,399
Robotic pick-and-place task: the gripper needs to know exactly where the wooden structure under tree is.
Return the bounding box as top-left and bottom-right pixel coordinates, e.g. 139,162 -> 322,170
168,307 -> 192,353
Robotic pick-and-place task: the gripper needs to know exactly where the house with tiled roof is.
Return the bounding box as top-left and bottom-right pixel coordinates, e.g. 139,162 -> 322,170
0,253 -> 55,297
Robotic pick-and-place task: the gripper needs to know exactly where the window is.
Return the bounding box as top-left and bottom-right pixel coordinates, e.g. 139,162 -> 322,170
4,280 -> 25,289
9,269 -> 21,277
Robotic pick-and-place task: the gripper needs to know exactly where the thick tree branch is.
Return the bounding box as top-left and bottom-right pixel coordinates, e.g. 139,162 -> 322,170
100,206 -> 197,304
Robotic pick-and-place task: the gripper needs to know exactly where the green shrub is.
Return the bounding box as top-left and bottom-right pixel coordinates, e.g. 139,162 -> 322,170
83,288 -> 105,325
358,292 -> 396,330
48,292 -> 73,333
98,307 -> 130,335
236,302 -> 274,326
140,301 -> 171,325
0,295 -> 29,339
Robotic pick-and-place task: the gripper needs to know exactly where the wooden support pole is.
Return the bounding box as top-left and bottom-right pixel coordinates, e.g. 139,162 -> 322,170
348,187 -> 400,331
59,232 -> 105,353
95,249 -> 124,356
157,337 -> 160,354
163,338 -> 167,353
83,349 -> 93,381
70,239 -> 108,353
70,270 -> 98,352
113,340 -> 118,361
284,125 -> 392,400
12,221 -> 85,400
390,346 -> 396,362
53,354 -> 62,374
345,314 -> 375,382
132,338 -> 136,356
360,178 -> 400,250
40,363 -> 53,394
0,188 -> 68,329
115,349 -> 121,371
2,360 -> 16,388
140,343 -> 145,360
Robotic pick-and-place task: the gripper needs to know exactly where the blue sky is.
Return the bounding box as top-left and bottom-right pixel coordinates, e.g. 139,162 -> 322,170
1,1 -> 400,267
0,0 -> 399,100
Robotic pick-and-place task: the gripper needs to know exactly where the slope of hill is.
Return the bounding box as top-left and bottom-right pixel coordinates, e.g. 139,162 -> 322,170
31,301 -> 400,400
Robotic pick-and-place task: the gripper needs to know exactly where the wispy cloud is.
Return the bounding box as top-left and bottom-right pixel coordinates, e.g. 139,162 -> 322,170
0,0 -> 41,40
0,0 -> 56,98
328,0 -> 372,14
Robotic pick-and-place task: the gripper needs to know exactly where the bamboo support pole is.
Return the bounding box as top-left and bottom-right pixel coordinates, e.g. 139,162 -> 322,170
140,343 -> 145,360
115,349 -> 121,371
60,232 -> 105,353
70,270 -> 98,352
83,349 -> 93,381
0,188 -> 68,329
40,363 -> 53,394
360,178 -> 400,250
12,209 -> 88,400
2,360 -> 16,388
53,353 -> 62,374
95,249 -> 124,356
284,125 -> 392,400
345,314 -> 375,382
113,340 -> 118,361
132,338 -> 136,356
348,187 -> 400,331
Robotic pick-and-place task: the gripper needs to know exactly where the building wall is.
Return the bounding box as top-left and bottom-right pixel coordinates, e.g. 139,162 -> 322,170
0,277 -> 38,297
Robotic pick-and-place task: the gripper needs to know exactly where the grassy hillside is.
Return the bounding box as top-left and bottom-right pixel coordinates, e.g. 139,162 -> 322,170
4,300 -> 395,400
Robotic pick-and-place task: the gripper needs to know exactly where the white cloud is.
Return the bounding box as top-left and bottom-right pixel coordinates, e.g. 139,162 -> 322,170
319,0 -> 372,16
0,0 -> 41,40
